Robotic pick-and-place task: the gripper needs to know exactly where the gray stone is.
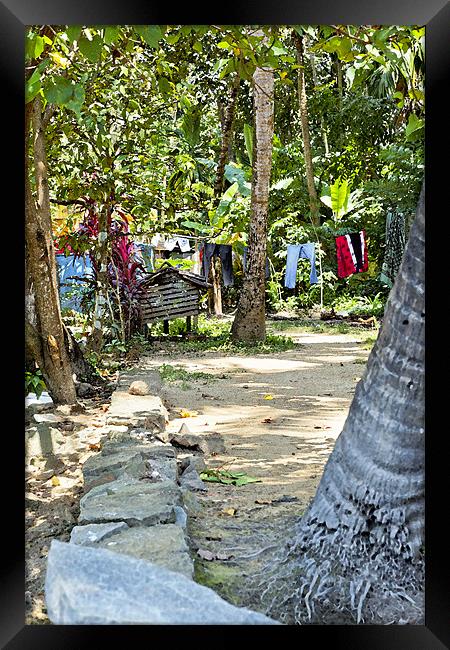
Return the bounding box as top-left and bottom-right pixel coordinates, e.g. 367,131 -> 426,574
174,505 -> 188,529
179,468 -> 207,492
106,391 -> 168,433
96,524 -> 194,578
128,380 -> 150,396
146,456 -> 178,482
70,522 -> 129,545
169,431 -> 226,455
180,455 -> 207,474
45,540 -> 280,624
76,382 -> 95,397
25,425 -> 66,459
79,478 -> 181,527
82,449 -> 147,484
33,413 -> 62,424
101,440 -> 176,459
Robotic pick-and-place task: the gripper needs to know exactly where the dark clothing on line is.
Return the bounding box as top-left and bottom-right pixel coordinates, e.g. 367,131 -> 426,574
201,243 -> 234,286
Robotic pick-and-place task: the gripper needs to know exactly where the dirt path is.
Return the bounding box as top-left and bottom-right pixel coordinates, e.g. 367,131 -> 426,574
138,326 -> 373,610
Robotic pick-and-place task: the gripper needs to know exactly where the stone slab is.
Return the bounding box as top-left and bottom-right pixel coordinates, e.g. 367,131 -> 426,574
45,540 -> 280,624
70,522 -> 129,545
79,478 -> 181,527
82,449 -> 147,484
96,524 -> 194,579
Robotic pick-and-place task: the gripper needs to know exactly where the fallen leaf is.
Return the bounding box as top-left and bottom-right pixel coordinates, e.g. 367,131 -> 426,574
263,394 -> 274,400
89,443 -> 101,451
222,507 -> 236,516
180,409 -> 199,418
255,499 -> 272,505
51,476 -> 60,486
262,418 -> 272,423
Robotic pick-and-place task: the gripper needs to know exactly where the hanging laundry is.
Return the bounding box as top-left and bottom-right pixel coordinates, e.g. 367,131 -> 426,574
243,246 -> 270,279
201,243 -> 234,286
176,237 -> 191,253
380,212 -> 407,288
284,243 -> 318,288
335,230 -> 368,279
56,253 -> 94,312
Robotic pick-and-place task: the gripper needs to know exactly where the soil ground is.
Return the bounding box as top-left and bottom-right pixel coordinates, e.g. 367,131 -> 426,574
25,318 -> 378,623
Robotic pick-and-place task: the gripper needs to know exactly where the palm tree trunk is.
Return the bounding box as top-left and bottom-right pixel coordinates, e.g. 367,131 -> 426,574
292,31 -> 320,226
262,183 -> 425,624
231,65 -> 274,341
25,97 -> 78,405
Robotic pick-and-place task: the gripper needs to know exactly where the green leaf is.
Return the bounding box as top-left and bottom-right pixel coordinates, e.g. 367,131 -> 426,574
271,177 -> 294,190
104,26 -> 120,45
405,113 -> 424,140
134,25 -> 162,48
65,83 -> 85,114
78,35 -> 103,62
158,76 -> 172,94
243,123 -> 253,165
43,76 -> 74,105
66,25 -> 82,42
26,33 -> 44,60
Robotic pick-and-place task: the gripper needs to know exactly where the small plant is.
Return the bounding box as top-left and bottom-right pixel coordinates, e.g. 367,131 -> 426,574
200,468 -> 261,486
25,368 -> 46,398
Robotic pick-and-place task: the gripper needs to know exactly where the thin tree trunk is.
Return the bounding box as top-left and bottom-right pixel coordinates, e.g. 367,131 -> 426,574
261,184 -> 425,625
25,97 -> 78,405
231,65 -> 274,341
292,31 -> 320,226
87,197 -> 111,352
307,37 -> 329,156
208,73 -> 240,316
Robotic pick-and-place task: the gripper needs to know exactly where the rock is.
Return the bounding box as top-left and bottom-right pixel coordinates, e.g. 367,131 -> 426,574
145,456 -> 178,482
33,413 -> 62,424
76,382 -> 95,397
179,469 -> 207,492
128,381 -> 150,396
79,478 -> 181,527
45,540 -> 280,624
95,524 -> 194,578
56,403 -> 86,416
180,455 -> 207,474
101,441 -> 176,459
174,505 -> 188,529
70,522 -> 129,545
25,425 -> 65,459
82,449 -> 147,485
169,431 -> 226,455
106,391 -> 168,434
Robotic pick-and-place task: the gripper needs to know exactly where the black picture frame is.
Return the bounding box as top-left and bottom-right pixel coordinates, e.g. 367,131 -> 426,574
4,0 -> 449,647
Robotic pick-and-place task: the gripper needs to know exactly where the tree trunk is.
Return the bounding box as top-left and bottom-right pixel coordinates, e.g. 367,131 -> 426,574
231,65 -> 274,341
307,37 -> 329,156
261,184 -> 425,625
87,198 -> 111,352
208,73 -> 240,316
292,31 -> 320,226
25,97 -> 78,405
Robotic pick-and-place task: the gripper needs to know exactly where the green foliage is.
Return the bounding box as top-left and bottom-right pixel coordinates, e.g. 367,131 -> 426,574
200,468 -> 261,486
25,368 -> 46,398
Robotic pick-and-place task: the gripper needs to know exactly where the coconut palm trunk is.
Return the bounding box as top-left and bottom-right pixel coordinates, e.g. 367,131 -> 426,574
262,183 -> 425,624
231,65 -> 274,341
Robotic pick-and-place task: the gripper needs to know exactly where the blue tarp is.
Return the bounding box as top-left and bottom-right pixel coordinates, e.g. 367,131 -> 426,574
56,254 -> 94,312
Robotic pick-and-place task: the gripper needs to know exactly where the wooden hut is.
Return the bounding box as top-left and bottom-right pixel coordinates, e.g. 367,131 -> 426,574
138,263 -> 210,333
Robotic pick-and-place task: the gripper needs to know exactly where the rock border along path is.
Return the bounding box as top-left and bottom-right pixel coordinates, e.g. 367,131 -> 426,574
45,369 -> 278,625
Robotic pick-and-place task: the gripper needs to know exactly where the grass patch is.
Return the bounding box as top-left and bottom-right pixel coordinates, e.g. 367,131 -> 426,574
159,363 -> 215,384
360,335 -> 378,350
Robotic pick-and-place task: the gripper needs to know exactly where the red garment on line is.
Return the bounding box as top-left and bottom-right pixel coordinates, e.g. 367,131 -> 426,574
335,230 -> 368,279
